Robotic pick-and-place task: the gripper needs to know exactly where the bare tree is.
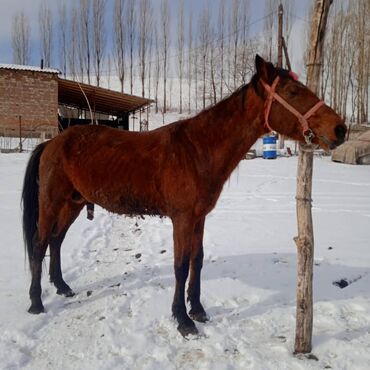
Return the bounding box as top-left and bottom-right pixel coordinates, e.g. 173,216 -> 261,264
187,10 -> 193,114
139,0 -> 152,97
231,0 -> 241,89
320,0 -> 369,123
39,0 -> 53,68
209,23 -> 217,105
127,0 -> 136,94
194,40 -> 199,112
153,21 -> 161,113
92,0 -> 106,86
160,0 -> 170,113
263,0 -> 277,61
239,0 -> 250,85
79,0 -> 92,84
177,0 -> 185,113
11,11 -> 31,65
58,1 -> 68,77
354,0 -> 369,123
113,0 -> 126,92
147,26 -> 154,101
218,0 -> 226,99
107,52 -> 112,89
68,5 -> 79,80
198,3 -> 210,109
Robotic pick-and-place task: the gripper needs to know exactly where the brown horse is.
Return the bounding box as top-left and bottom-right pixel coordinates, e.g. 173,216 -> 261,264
22,55 -> 346,337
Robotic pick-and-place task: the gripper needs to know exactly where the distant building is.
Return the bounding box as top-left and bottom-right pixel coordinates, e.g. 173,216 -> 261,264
0,64 -> 152,140
0,64 -> 59,134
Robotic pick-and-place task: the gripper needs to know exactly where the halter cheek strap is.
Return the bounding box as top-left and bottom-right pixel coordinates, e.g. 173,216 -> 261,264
260,76 -> 325,144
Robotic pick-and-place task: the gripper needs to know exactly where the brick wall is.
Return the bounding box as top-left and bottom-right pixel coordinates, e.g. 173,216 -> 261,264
0,69 -> 58,133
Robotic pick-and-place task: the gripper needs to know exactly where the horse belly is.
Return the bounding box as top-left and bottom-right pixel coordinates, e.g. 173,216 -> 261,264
92,187 -> 165,217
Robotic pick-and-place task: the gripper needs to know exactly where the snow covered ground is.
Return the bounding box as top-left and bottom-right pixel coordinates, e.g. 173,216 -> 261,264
1,151 -> 370,370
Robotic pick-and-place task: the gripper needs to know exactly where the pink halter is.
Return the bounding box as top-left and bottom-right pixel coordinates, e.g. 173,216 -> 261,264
260,76 -> 325,144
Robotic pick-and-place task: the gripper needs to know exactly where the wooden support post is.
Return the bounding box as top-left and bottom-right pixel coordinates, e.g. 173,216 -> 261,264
294,0 -> 333,355
277,3 -> 285,150
277,4 -> 283,69
282,37 -> 292,72
18,116 -> 23,153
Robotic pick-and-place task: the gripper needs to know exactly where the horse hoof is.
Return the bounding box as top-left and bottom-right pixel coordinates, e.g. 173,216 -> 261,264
28,304 -> 45,314
57,288 -> 75,297
190,311 -> 209,323
177,322 -> 199,338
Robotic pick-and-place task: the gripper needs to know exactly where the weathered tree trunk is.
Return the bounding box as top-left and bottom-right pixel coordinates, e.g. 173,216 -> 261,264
294,0 -> 332,355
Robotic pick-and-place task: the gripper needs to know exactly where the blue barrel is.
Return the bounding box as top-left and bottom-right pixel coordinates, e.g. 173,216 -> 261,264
263,136 -> 277,159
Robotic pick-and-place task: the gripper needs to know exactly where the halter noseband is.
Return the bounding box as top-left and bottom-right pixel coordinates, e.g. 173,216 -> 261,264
260,76 -> 325,145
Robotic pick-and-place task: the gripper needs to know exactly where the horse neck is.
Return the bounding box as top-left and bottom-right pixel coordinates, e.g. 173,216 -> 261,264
185,85 -> 266,183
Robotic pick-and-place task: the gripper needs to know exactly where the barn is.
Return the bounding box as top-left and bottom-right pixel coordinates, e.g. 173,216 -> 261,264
0,64 -> 152,150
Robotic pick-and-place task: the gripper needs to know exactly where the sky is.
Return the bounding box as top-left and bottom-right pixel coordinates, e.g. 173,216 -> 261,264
0,0 -> 311,76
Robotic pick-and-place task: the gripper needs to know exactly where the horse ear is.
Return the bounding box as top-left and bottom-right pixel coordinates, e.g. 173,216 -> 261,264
255,54 -> 276,84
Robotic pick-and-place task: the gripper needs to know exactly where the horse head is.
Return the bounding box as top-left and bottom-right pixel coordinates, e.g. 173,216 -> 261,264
254,54 -> 346,150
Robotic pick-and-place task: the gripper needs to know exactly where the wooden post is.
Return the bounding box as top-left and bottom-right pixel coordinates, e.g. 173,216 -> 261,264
282,37 -> 292,72
277,3 -> 285,150
18,116 -> 23,153
277,4 -> 283,69
294,0 -> 333,355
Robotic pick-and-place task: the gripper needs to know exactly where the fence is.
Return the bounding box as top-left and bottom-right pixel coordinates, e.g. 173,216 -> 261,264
0,124 -> 59,153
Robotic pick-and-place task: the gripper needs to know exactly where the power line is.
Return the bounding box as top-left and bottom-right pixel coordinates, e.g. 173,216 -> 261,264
289,12 -> 310,24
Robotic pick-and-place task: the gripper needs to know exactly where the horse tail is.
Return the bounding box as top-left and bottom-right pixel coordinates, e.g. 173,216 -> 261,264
21,141 -> 48,268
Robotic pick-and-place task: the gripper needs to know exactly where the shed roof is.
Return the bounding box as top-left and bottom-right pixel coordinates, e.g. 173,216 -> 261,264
0,63 -> 60,74
58,78 -> 153,115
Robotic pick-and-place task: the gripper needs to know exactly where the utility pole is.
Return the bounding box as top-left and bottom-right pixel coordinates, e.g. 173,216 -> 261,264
277,3 -> 285,150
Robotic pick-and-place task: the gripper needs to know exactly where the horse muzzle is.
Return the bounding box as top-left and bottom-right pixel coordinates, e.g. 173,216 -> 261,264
319,124 -> 347,150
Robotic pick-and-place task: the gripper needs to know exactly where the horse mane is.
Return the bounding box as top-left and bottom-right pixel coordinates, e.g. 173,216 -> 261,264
194,80 -> 252,118
193,68 -> 295,119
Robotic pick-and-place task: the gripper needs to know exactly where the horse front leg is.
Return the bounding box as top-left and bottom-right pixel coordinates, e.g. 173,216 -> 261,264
187,216 -> 209,323
171,215 -> 198,337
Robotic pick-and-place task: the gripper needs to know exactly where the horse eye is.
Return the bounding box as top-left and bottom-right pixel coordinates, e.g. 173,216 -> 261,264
289,88 -> 298,96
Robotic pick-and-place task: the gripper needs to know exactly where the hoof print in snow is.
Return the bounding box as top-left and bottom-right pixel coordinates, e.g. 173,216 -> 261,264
328,246 -> 333,250
272,335 -> 287,343
307,354 -> 319,361
333,279 -> 349,289
160,249 -> 166,254
333,274 -> 363,289
109,282 -> 121,288
295,353 -> 319,361
135,253 -> 142,259
87,290 -> 93,297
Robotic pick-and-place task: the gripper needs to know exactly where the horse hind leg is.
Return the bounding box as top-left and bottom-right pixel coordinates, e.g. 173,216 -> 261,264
49,201 -> 84,297
28,205 -> 55,314
28,238 -> 48,314
49,234 -> 74,297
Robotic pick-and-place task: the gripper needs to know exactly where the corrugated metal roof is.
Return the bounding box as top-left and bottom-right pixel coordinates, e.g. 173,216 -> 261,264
58,78 -> 153,115
0,63 -> 60,74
